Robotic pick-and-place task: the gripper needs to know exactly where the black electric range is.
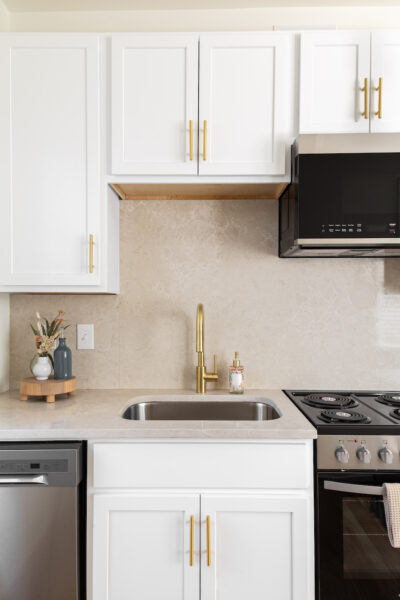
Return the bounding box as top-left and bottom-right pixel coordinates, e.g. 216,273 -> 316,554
285,390 -> 400,434
284,390 -> 400,600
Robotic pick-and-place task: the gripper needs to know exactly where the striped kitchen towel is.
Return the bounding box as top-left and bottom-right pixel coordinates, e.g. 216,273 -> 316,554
383,483 -> 400,548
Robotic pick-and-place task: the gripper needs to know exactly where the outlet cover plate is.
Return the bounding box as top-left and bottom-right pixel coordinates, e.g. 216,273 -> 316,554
77,324 -> 94,350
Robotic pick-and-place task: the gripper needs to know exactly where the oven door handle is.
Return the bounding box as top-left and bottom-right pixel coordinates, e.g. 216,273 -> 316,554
324,480 -> 384,496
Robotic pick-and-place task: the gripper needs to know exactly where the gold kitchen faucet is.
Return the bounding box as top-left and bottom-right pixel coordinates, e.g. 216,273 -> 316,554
196,303 -> 218,394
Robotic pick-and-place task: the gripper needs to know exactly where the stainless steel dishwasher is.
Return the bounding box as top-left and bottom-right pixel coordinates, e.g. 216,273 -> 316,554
0,442 -> 84,600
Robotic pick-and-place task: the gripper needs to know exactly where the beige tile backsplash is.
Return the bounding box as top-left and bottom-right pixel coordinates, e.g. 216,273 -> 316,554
9,199 -> 400,390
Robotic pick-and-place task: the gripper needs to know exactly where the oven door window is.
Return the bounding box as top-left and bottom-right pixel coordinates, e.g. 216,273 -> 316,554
319,473 -> 400,600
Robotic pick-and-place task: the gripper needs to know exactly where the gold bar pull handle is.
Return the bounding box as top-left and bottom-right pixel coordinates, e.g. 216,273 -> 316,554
89,234 -> 95,274
189,120 -> 193,161
189,515 -> 194,566
375,77 -> 383,118
213,355 -> 217,375
206,515 -> 211,566
203,120 -> 207,161
361,77 -> 368,119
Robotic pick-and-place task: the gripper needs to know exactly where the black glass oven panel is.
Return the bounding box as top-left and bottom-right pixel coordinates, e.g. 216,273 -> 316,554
298,153 -> 400,238
318,472 -> 400,600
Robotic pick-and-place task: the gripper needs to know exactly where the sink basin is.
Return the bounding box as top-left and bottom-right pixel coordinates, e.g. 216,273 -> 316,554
122,398 -> 281,421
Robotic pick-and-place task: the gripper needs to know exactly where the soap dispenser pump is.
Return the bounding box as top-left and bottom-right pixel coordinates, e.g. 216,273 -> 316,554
229,352 -> 244,394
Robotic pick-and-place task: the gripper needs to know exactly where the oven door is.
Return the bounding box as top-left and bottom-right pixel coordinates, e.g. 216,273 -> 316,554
298,153 -> 400,239
318,471 -> 400,600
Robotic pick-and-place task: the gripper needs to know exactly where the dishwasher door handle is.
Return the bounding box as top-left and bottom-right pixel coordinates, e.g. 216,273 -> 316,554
0,475 -> 48,485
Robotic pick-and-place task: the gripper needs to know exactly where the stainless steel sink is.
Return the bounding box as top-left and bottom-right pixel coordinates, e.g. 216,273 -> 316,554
122,399 -> 281,421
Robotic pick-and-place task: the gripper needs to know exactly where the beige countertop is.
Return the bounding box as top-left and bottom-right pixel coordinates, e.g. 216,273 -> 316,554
0,389 -> 316,441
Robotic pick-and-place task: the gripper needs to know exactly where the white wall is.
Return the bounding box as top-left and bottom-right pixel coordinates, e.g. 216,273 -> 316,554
0,0 -> 9,392
0,0 -> 9,30
9,6 -> 400,32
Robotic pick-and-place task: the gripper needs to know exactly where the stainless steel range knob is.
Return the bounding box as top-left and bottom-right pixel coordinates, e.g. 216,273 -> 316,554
356,445 -> 371,464
335,445 -> 350,464
379,446 -> 394,464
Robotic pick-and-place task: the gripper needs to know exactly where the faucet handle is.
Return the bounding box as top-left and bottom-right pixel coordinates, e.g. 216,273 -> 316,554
214,354 -> 217,375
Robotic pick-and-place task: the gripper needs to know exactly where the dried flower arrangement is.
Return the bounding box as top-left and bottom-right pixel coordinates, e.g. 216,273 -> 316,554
30,310 -> 69,366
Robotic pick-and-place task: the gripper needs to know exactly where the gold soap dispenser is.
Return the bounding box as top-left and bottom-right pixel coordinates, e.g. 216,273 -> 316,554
229,352 -> 244,394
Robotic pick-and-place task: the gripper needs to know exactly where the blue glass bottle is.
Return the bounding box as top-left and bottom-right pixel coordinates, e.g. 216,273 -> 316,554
54,333 -> 72,380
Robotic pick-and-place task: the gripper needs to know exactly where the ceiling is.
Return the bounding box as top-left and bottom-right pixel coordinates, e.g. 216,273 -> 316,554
3,0 -> 400,11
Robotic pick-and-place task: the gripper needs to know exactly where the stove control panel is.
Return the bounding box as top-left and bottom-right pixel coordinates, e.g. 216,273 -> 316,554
318,436 -> 400,470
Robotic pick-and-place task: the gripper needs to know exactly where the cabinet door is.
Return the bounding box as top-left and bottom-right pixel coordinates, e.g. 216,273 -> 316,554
112,34 -> 198,175
0,35 -> 101,287
199,33 -> 290,176
92,493 -> 200,600
371,31 -> 400,132
201,494 -> 312,600
299,31 -> 371,134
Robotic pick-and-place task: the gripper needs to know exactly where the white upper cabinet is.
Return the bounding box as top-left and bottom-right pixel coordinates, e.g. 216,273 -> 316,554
92,493 -> 200,600
299,31 -> 371,134
111,32 -> 293,178
198,33 -> 290,176
0,34 -> 118,292
370,31 -> 400,132
112,34 -> 199,175
201,494 -> 312,600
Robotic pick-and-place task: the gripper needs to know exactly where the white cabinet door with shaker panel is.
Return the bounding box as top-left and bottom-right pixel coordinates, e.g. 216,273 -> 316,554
370,31 -> 400,132
111,34 -> 199,176
299,31 -> 371,134
198,33 -> 291,176
92,493 -> 200,600
0,34 -> 119,293
201,494 -> 311,600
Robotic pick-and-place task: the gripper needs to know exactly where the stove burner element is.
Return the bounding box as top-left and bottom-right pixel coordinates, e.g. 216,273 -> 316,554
319,409 -> 371,424
390,408 -> 400,420
375,394 -> 400,407
302,393 -> 357,409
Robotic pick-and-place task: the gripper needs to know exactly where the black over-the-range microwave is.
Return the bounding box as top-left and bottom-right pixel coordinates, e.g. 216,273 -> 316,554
279,135 -> 400,257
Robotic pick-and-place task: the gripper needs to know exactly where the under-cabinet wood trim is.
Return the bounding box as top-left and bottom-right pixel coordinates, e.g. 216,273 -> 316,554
110,182 -> 288,201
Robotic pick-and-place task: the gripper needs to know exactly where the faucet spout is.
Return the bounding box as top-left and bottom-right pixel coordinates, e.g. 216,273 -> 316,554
196,303 -> 204,356
196,303 -> 218,394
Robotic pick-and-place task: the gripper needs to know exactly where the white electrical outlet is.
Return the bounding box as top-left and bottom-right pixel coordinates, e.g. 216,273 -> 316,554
77,324 -> 94,350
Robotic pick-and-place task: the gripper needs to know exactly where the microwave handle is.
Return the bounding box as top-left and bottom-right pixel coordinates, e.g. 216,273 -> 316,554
324,480 -> 383,496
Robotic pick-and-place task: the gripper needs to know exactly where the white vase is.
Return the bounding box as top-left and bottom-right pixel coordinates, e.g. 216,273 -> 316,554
32,356 -> 52,381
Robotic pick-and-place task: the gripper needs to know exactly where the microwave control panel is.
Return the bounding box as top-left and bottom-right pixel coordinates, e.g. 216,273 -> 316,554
320,222 -> 398,236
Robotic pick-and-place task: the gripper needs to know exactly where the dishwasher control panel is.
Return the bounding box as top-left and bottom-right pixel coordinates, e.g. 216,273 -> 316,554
0,459 -> 68,473
0,444 -> 82,486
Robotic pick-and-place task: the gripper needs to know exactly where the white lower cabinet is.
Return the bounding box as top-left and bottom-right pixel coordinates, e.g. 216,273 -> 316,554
201,494 -> 310,600
92,493 -> 200,600
90,441 -> 314,600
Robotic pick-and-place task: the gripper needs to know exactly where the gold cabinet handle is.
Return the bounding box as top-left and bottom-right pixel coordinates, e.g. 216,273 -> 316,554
89,234 -> 95,274
206,515 -> 211,566
203,120 -> 207,161
361,77 -> 368,119
189,120 -> 193,161
375,77 -> 383,119
189,515 -> 194,566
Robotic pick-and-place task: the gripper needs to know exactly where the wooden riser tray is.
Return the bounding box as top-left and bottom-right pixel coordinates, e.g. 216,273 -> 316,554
20,376 -> 76,403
